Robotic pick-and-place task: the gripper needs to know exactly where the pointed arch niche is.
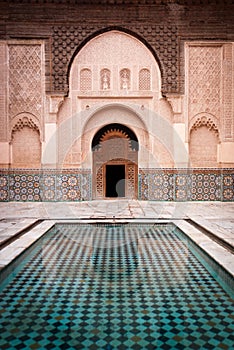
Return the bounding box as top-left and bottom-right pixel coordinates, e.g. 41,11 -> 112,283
189,114 -> 220,168
69,30 -> 161,94
58,29 -> 166,171
92,123 -> 138,199
11,113 -> 41,168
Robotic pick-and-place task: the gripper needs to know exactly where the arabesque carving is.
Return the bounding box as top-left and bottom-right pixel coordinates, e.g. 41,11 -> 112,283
8,44 -> 42,120
96,165 -> 104,198
100,69 -> 110,90
126,164 -> 136,198
188,45 -> 221,118
139,68 -> 151,90
80,68 -> 92,91
120,68 -> 131,90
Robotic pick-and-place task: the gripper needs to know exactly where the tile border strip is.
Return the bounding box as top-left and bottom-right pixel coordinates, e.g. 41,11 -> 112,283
0,168 -> 234,201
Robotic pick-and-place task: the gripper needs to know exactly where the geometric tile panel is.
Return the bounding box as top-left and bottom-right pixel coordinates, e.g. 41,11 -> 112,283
9,174 -> 41,202
0,168 -> 234,201
0,224 -> 233,350
188,172 -> 222,201
138,169 -> 148,200
0,169 -> 92,202
174,171 -> 222,202
175,173 -> 190,201
139,169 -> 234,202
0,174 -> 9,202
139,170 -> 175,201
54,173 -> 91,202
223,173 -> 234,201
40,173 -> 56,201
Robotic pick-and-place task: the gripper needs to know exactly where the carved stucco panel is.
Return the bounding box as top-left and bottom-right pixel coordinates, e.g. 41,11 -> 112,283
8,43 -> 43,125
222,43 -> 233,140
188,45 -> 222,120
187,43 -> 234,142
51,25 -> 179,95
0,42 -> 7,141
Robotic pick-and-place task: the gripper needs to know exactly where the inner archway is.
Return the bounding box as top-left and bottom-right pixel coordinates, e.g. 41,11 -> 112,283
92,123 -> 138,199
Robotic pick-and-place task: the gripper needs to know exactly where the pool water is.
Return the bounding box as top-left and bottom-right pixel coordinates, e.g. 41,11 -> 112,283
0,223 -> 233,349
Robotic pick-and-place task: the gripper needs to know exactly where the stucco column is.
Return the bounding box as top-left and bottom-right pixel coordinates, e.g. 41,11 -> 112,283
167,95 -> 189,168
0,43 -> 9,167
173,123 -> 189,168
42,96 -> 64,168
42,123 -> 57,167
0,142 -> 10,166
218,142 -> 234,164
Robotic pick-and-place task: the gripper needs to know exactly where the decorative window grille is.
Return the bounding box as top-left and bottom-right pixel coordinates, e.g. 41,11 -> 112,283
100,68 -> 110,90
120,68 -> 130,90
139,68 -> 151,90
80,68 -> 92,91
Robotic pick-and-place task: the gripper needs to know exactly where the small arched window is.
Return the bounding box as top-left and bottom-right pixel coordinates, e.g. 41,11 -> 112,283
80,68 -> 92,91
100,69 -> 110,90
139,68 -> 151,90
120,68 -> 130,90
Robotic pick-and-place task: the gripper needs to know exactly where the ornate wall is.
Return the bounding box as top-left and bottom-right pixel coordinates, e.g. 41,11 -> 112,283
1,169 -> 234,201
139,170 -> 234,201
51,24 -> 179,95
0,169 -> 91,202
0,40 -> 44,168
186,42 -> 234,167
0,0 -> 234,201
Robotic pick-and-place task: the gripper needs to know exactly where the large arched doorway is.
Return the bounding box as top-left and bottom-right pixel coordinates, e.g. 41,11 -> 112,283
92,123 -> 139,199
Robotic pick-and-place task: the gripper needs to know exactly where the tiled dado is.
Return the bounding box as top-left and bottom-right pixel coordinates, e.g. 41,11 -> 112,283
0,168 -> 234,202
0,169 -> 91,202
139,169 -> 234,202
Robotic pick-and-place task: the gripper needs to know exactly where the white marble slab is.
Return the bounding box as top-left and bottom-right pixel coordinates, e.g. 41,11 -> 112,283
0,220 -> 55,269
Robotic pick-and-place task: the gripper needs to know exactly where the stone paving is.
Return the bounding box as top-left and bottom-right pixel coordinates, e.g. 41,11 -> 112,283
0,200 -> 234,218
0,200 -> 234,241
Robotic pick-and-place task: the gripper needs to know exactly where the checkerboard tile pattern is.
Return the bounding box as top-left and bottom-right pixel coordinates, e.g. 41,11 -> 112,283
0,224 -> 233,349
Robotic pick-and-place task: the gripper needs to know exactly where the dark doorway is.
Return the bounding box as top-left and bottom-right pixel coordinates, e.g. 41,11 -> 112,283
106,164 -> 125,197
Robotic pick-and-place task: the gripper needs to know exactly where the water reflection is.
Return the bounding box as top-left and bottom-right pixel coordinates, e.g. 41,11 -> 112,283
91,224 -> 139,279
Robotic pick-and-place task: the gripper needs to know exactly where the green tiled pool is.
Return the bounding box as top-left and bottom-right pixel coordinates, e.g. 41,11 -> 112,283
0,223 -> 233,349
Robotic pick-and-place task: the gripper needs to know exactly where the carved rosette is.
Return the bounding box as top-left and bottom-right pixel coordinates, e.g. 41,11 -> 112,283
51,25 -> 179,95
